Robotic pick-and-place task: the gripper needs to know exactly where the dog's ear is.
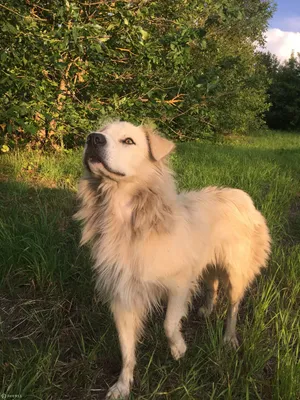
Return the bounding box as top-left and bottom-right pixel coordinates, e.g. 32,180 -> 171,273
142,126 -> 175,161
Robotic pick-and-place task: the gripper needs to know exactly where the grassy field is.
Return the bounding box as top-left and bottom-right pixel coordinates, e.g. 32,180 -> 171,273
0,131 -> 299,400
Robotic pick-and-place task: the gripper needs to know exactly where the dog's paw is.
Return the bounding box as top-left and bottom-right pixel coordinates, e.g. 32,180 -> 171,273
223,334 -> 239,350
170,339 -> 187,360
198,306 -> 212,318
106,381 -> 130,399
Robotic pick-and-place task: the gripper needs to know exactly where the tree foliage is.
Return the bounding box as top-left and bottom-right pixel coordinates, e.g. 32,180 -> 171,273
0,0 -> 274,148
264,52 -> 300,131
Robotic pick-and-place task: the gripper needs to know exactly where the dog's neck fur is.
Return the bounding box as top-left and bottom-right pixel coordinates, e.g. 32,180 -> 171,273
75,161 -> 178,246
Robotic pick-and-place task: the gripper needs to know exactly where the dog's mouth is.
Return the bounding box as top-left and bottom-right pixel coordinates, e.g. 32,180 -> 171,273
84,152 -> 125,178
84,151 -> 102,169
87,155 -> 103,164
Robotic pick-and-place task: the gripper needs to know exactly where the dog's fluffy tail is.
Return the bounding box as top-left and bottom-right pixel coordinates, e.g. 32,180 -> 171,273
252,214 -> 271,271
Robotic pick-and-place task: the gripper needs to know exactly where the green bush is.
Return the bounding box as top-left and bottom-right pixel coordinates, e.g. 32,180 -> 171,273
0,0 -> 273,148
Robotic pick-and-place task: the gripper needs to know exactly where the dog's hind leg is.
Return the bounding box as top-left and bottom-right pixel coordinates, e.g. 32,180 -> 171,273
164,283 -> 191,360
107,299 -> 145,399
223,276 -> 246,349
199,272 -> 219,317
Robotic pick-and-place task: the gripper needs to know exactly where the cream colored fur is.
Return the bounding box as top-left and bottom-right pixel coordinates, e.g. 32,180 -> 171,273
75,121 -> 271,399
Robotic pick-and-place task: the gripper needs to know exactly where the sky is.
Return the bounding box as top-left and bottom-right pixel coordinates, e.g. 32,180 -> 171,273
265,0 -> 300,61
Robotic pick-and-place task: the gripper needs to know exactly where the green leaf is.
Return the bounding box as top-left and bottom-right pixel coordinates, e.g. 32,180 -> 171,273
99,37 -> 110,42
139,28 -> 149,41
3,23 -> 17,34
72,28 -> 78,44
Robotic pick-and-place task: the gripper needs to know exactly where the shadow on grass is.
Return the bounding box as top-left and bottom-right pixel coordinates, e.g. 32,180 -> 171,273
0,179 -> 121,399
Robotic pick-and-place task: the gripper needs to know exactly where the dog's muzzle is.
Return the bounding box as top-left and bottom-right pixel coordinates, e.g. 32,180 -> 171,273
84,132 -> 107,167
84,132 -> 125,177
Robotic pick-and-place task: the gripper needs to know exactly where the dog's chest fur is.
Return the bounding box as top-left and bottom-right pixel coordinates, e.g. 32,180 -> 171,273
74,175 -> 176,307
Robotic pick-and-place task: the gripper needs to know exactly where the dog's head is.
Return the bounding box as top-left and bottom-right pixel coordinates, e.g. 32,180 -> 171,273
84,121 -> 175,180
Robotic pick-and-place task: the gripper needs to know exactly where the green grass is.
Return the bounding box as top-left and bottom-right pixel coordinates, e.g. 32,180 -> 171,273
1,130 -> 300,400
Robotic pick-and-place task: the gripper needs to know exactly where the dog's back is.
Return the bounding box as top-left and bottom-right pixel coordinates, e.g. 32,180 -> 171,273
181,186 -> 270,281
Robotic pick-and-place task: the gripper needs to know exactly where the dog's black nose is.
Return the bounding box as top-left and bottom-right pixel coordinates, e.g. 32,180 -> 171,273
87,133 -> 107,146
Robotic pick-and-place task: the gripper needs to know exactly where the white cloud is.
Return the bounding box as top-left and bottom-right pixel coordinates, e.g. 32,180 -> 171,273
264,28 -> 300,61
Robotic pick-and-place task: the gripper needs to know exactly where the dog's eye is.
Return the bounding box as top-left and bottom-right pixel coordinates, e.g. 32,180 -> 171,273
122,138 -> 135,145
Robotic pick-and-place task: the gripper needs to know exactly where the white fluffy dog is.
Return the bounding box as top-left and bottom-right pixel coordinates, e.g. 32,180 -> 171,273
75,121 -> 271,399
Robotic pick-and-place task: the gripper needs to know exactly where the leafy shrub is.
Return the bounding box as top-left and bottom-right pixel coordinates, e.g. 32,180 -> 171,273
0,0 -> 273,148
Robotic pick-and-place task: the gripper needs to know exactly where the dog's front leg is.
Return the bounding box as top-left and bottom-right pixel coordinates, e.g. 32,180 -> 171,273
164,284 -> 191,360
106,298 -> 145,399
